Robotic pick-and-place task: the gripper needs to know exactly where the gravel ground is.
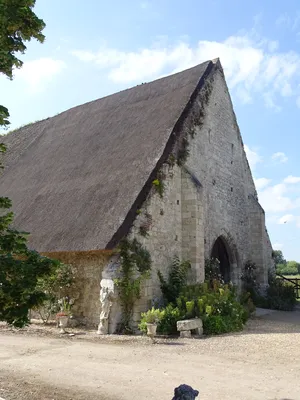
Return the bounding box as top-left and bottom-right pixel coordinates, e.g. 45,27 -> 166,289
0,311 -> 300,400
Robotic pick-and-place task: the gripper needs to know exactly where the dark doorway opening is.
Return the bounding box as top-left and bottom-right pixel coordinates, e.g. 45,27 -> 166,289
211,237 -> 231,283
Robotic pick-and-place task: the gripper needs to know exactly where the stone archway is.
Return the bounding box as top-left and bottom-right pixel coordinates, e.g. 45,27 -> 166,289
211,237 -> 231,283
210,234 -> 239,284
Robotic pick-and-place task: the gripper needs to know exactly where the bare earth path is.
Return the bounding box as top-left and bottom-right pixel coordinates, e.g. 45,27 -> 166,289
1,310 -> 300,400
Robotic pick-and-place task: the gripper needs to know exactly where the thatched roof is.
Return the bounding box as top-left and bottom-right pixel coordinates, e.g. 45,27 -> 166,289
0,60 -> 215,252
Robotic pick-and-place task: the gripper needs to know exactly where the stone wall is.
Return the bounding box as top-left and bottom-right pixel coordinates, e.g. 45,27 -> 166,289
130,61 -> 273,320
129,163 -> 183,325
184,63 -> 273,284
41,251 -> 111,327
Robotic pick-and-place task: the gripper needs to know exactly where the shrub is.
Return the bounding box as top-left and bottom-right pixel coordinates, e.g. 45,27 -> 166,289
175,281 -> 248,335
239,291 -> 256,319
158,304 -> 182,335
139,304 -> 182,335
203,314 -> 244,335
205,258 -> 222,285
142,274 -> 250,336
33,263 -> 75,323
276,262 -> 299,276
264,275 -> 296,311
241,260 -> 258,296
157,256 -> 191,305
242,263 -> 297,311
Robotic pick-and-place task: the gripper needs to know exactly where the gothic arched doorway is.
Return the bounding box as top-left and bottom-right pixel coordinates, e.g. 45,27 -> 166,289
211,237 -> 231,283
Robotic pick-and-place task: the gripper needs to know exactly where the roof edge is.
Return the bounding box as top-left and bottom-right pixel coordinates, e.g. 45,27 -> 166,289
106,60 -> 216,249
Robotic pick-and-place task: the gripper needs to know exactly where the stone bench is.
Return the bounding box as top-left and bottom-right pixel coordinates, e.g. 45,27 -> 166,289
177,318 -> 203,338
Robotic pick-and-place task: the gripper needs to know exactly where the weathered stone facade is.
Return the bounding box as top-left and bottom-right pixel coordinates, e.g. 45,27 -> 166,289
41,62 -> 273,331
129,61 -> 273,324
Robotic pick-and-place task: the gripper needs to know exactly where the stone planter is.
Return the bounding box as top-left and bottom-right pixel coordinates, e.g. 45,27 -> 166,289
57,315 -> 69,334
146,323 -> 157,338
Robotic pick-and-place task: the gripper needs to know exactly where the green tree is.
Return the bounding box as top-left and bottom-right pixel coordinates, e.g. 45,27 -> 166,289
276,261 -> 300,276
0,1 -> 57,328
272,250 -> 286,266
287,261 -> 300,273
0,196 -> 61,327
0,0 -> 45,128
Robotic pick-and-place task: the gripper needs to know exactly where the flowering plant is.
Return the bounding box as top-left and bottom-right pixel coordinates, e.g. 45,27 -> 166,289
56,296 -> 74,317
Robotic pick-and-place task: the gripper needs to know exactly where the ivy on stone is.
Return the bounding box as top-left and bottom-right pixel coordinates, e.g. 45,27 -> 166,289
114,238 -> 151,333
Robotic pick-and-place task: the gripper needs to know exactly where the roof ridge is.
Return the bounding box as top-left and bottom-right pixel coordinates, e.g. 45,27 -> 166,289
4,61 -> 215,135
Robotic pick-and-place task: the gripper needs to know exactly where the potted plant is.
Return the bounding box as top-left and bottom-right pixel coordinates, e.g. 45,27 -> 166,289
56,296 -> 74,333
141,307 -> 162,339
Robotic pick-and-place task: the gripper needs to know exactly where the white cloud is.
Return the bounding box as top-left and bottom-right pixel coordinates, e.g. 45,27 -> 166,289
272,152 -> 288,163
71,51 -> 97,62
284,175 -> 300,184
273,242 -> 284,250
255,173 -> 300,221
236,87 -> 252,104
258,182 -> 300,213
71,31 -> 300,109
15,58 -> 66,93
278,214 -> 295,224
277,214 -> 300,228
254,177 -> 271,190
263,92 -> 281,112
244,145 -> 262,170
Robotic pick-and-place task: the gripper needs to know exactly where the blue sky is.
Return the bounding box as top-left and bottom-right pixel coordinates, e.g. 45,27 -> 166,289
1,0 -> 300,261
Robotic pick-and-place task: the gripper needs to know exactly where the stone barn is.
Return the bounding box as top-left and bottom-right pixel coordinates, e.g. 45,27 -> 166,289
0,59 -> 273,332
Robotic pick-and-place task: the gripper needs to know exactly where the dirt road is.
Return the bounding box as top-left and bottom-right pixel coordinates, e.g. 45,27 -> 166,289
1,311 -> 300,400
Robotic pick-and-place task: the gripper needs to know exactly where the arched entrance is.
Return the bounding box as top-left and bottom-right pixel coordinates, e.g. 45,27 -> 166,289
211,236 -> 232,283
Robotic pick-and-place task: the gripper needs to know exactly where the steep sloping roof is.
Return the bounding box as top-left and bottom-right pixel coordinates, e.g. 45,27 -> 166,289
0,60 -> 214,252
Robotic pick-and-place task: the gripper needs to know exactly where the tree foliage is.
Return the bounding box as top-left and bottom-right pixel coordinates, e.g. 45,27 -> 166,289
0,197 -> 62,327
0,1 -> 55,328
0,0 -> 45,79
276,261 -> 300,276
0,0 -> 45,130
272,250 -> 286,266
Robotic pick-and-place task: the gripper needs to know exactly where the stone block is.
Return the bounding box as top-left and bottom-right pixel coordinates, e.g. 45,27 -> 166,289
180,330 -> 192,338
177,318 -> 203,332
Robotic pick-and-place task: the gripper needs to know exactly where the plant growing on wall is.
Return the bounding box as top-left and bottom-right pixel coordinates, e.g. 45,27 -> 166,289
157,256 -> 191,305
114,238 -> 151,333
152,178 -> 164,198
138,213 -> 152,237
176,136 -> 190,166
